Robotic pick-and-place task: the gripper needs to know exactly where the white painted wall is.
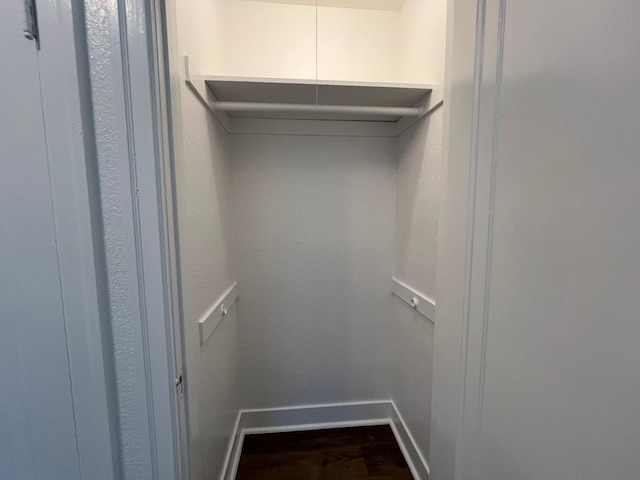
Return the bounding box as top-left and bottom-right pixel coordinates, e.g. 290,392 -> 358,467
392,0 -> 447,465
315,7 -> 400,82
221,0 -> 317,79
179,0 -> 227,74
172,2 -> 240,479
392,110 -> 442,464
395,115 -> 443,297
250,0 -> 405,9
222,0 -> 400,82
202,0 -> 434,84
231,135 -> 396,408
432,1 -> 640,479
171,2 -> 447,475
398,0 -> 448,85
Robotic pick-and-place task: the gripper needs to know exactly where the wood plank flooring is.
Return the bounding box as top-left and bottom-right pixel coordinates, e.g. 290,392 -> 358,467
235,425 -> 413,480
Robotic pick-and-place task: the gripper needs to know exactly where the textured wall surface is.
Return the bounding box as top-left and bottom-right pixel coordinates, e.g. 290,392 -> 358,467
174,1 -> 240,479
232,135 -> 396,408
395,112 -> 443,297
398,0 -> 448,84
83,1 -> 152,477
221,1 -> 400,82
392,109 -> 443,463
171,1 -> 445,475
181,0 -> 444,85
177,87 -> 239,480
392,0 -> 447,465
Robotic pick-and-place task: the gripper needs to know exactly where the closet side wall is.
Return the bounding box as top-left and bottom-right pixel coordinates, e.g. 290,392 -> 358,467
173,2 -> 239,479
232,135 -> 395,409
392,0 -> 447,465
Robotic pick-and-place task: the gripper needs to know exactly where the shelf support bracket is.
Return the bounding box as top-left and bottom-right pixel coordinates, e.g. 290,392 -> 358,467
184,55 -> 232,132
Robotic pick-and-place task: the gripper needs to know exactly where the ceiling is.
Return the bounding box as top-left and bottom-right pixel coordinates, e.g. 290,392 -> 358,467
246,0 -> 406,11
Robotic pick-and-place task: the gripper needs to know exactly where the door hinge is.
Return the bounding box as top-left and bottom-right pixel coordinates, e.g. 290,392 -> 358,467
175,371 -> 184,395
23,0 -> 39,47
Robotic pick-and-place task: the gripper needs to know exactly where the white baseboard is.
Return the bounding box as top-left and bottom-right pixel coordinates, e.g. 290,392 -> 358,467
388,401 -> 431,480
219,400 -> 430,480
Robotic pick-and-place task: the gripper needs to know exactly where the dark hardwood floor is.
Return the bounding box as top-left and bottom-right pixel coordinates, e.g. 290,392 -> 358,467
235,424 -> 413,480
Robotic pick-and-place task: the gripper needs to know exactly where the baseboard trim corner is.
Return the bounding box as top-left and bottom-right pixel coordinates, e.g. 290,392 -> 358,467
219,410 -> 242,480
219,400 -> 430,480
389,400 -> 431,480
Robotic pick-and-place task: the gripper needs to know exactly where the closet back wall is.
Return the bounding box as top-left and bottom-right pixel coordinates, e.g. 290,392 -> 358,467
216,0 -> 403,82
232,135 -> 396,408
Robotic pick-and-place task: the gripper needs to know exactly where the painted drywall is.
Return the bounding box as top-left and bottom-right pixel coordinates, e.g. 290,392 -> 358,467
391,0 -> 447,465
432,1 -> 640,479
182,0 -> 443,86
221,1 -> 400,82
231,135 -> 395,408
83,1 -> 158,477
398,0 -> 448,85
174,1 -> 445,474
315,6 -> 401,82
392,110 -> 443,464
395,113 -> 443,300
221,1 -> 317,79
173,1 -> 241,479
178,0 -> 226,74
249,0 -> 406,10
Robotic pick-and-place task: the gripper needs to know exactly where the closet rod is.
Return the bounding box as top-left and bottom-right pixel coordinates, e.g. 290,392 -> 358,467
211,102 -> 423,117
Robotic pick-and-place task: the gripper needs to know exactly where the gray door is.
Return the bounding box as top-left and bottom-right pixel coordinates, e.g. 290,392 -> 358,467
0,1 -> 82,478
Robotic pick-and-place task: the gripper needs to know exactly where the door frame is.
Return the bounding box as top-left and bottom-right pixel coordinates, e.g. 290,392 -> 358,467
76,0 -> 186,478
31,1 -> 122,478
430,0 -> 506,479
70,0 -> 499,477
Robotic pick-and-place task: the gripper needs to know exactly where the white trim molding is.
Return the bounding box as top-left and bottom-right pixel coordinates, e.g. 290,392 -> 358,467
183,55 -> 443,138
392,277 -> 436,323
389,402 -> 431,480
199,282 -> 239,345
82,0 -> 182,477
31,1 -> 120,476
219,401 -> 430,480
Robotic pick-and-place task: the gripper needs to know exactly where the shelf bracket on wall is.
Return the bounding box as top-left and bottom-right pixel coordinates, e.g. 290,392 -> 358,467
393,94 -> 444,136
391,277 -> 435,324
184,55 -> 232,132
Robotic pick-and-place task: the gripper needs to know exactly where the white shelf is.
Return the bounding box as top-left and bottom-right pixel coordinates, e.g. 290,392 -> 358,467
184,56 -> 442,137
205,76 -> 433,122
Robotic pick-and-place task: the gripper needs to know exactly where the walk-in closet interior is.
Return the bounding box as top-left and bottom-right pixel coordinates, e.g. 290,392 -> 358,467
166,1 -> 446,478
